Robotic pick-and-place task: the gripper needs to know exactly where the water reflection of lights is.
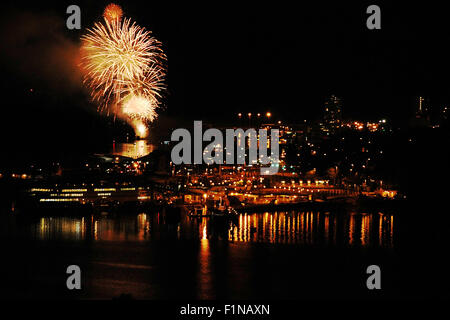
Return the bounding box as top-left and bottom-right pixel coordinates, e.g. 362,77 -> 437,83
198,225 -> 212,299
202,222 -> 207,240
225,211 -> 394,247
137,213 -> 150,240
36,214 -> 152,241
360,215 -> 370,246
32,210 -> 395,248
38,217 -> 85,240
112,141 -> 154,159
349,214 -> 355,245
94,220 -> 98,240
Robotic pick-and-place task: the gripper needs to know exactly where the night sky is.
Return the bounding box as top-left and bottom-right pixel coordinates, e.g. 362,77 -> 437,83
0,1 -> 449,164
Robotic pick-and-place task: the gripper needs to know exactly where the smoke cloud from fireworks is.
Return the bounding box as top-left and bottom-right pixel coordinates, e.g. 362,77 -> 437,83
0,11 -> 82,93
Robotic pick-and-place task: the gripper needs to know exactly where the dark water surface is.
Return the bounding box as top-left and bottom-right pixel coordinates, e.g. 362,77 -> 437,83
0,208 -> 444,300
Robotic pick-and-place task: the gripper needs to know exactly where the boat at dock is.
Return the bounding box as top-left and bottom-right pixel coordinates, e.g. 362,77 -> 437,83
187,205 -> 211,217
186,203 -> 239,219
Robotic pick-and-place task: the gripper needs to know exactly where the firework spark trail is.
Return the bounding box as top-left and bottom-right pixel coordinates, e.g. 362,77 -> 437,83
115,64 -> 165,103
80,4 -> 165,124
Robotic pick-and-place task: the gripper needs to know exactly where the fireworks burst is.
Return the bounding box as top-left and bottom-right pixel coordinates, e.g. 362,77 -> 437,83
80,4 -> 165,132
80,17 -> 165,110
103,3 -> 123,22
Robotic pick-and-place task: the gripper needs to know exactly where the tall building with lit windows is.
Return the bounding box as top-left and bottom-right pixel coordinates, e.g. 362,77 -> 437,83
322,95 -> 343,133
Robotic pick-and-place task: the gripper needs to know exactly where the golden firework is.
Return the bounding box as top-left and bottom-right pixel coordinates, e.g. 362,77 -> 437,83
80,9 -> 166,120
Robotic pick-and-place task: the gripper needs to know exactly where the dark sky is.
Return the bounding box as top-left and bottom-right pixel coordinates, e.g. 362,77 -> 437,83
0,1 -> 449,163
